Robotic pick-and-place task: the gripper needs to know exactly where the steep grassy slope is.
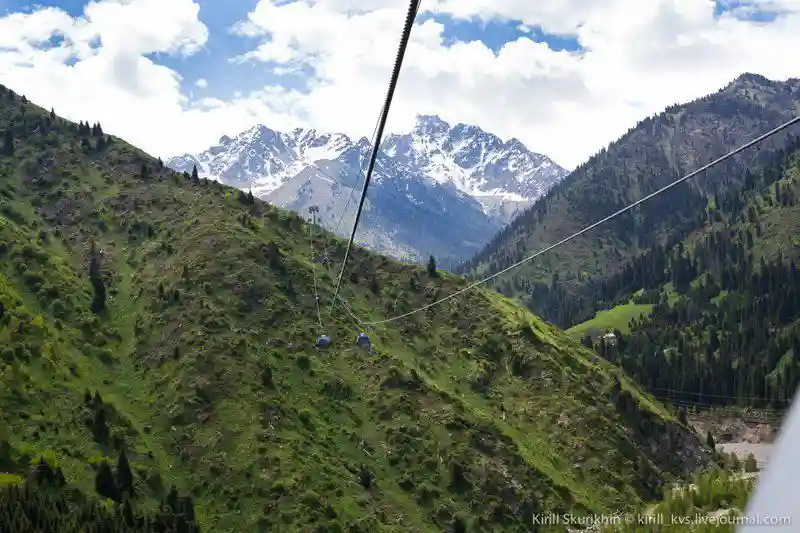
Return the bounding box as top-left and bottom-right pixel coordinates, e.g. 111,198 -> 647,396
462,73 -> 800,328
0,86 -> 712,531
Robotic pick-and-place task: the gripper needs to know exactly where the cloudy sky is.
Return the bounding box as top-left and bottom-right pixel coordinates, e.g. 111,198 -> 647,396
0,0 -> 799,169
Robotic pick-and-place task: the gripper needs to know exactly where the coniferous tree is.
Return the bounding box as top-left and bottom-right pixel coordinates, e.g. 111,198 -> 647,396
370,277 -> 380,295
92,407 -> 109,444
95,461 -> 121,502
427,255 -> 438,277
122,496 -> 136,526
744,453 -> 758,472
116,448 -> 135,496
706,431 -> 716,450
191,164 -> 199,183
27,456 -> 58,487
1,130 -> 12,156
89,242 -> 106,313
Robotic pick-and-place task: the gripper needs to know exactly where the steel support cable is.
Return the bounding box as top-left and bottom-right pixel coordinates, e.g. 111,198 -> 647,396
333,108 -> 385,236
329,0 -> 422,313
351,114 -> 800,326
283,108 -> 385,270
323,109 -> 385,268
292,111 -> 386,251
308,211 -> 324,329
336,294 -> 368,330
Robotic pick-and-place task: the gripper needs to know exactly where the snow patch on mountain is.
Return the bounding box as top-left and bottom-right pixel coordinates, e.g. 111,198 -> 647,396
166,116 -> 567,263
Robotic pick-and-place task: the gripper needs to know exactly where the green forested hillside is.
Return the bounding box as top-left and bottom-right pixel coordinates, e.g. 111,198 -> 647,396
0,470 -> 200,532
578,140 -> 800,409
0,86 -> 713,530
461,73 -> 800,329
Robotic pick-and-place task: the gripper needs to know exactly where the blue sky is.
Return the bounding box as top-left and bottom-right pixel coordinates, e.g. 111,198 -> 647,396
0,0 -> 269,96
0,0 -> 587,99
0,0 -> 774,107
0,0 -> 797,167
424,13 -> 582,54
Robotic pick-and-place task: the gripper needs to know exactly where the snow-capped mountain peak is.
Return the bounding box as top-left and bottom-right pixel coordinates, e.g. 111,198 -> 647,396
380,115 -> 566,203
165,116 -> 567,264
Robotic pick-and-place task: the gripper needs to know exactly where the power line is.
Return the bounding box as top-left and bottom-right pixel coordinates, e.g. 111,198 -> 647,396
354,114 -> 800,326
652,396 -> 788,414
647,386 -> 794,404
651,396 -> 787,418
330,0 -> 422,312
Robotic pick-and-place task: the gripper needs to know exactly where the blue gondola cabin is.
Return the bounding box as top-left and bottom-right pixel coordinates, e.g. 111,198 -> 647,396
316,334 -> 332,349
356,333 -> 371,352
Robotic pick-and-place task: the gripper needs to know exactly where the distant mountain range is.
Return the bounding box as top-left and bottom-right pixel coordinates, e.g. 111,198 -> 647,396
166,115 -> 567,266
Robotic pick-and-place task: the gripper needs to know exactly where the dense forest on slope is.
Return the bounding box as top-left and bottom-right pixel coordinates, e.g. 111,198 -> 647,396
576,140 -> 800,410
0,86 -> 714,531
0,464 -> 199,533
0,460 -> 754,533
461,74 -> 800,328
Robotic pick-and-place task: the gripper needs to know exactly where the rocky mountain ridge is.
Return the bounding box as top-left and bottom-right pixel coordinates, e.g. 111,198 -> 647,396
166,115 -> 567,265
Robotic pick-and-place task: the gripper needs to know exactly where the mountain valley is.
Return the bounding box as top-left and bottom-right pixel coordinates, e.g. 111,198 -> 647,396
461,73 -> 800,421
0,85 -> 718,531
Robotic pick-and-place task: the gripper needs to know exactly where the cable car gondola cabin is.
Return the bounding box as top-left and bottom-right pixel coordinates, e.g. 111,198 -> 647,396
316,334 -> 332,349
356,333 -> 371,352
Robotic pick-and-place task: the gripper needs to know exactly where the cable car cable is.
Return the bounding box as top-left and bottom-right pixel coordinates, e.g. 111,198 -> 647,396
333,108 -> 385,237
329,0 -> 422,313
352,114 -> 800,326
308,207 -> 324,329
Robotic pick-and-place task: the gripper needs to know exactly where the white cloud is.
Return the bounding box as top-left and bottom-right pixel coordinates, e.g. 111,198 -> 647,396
0,0 -> 300,160
1,0 -> 800,168
195,78 -> 208,88
231,0 -> 800,168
